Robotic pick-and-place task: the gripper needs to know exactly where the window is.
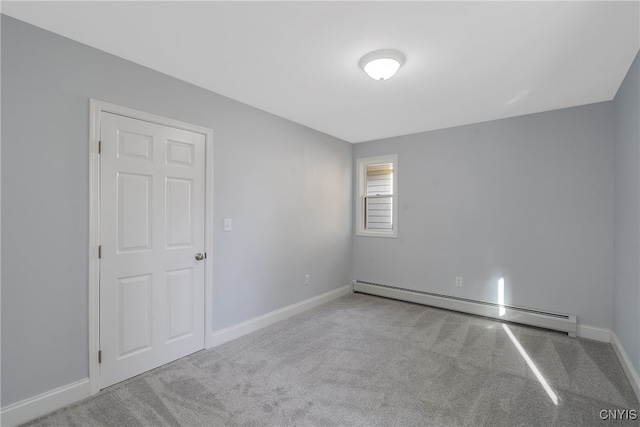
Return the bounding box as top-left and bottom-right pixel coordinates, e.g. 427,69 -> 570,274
356,154 -> 398,237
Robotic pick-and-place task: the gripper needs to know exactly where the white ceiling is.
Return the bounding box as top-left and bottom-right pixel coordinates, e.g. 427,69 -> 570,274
2,1 -> 639,143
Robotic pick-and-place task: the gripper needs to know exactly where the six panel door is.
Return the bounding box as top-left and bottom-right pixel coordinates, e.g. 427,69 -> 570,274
99,112 -> 205,389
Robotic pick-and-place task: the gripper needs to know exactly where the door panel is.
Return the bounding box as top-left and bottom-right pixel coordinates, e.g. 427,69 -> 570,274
166,268 -> 195,342
167,140 -> 194,166
118,274 -> 152,358
118,173 -> 152,252
166,178 -> 194,248
100,112 -> 205,389
118,131 -> 153,160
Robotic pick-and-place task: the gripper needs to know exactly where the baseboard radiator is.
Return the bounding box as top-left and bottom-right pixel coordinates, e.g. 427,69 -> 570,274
353,280 -> 577,337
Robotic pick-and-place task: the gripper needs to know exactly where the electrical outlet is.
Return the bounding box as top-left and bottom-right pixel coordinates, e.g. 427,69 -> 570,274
304,274 -> 310,285
455,276 -> 463,287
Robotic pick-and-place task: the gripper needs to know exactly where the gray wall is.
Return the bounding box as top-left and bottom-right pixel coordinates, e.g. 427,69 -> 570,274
353,102 -> 615,328
614,50 -> 640,377
1,15 -> 353,406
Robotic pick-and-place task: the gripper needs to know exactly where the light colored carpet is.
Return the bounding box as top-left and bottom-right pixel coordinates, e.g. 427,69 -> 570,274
24,293 -> 639,426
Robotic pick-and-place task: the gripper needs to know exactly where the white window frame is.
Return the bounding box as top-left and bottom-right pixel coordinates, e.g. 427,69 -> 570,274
356,154 -> 398,238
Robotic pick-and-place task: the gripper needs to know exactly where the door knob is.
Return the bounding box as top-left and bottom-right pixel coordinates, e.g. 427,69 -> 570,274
195,253 -> 205,261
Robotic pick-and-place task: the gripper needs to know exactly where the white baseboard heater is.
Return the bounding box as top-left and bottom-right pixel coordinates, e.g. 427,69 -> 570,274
353,280 -> 577,337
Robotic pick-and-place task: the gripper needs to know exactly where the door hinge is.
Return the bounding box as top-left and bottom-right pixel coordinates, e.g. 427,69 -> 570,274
98,245 -> 102,259
98,350 -> 102,364
98,140 -> 102,154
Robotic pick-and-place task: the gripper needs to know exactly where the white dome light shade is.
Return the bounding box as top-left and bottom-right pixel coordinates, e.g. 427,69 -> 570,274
364,58 -> 400,81
359,49 -> 406,81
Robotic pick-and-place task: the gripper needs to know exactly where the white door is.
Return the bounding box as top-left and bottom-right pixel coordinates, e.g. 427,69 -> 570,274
99,112 -> 205,389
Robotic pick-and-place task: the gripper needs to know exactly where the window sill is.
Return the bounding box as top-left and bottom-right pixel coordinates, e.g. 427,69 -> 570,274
356,230 -> 398,238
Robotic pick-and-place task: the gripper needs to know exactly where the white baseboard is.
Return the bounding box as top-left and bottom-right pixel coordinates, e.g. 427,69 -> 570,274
207,285 -> 350,348
0,378 -> 90,427
576,324 -> 611,342
611,331 -> 640,403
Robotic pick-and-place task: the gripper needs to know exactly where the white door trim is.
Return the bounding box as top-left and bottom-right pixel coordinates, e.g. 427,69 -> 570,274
88,99 -> 214,395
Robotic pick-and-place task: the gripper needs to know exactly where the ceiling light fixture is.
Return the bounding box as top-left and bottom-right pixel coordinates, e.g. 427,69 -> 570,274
359,49 -> 406,81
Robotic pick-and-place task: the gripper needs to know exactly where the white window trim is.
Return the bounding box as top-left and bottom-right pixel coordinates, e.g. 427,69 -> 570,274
356,154 -> 398,238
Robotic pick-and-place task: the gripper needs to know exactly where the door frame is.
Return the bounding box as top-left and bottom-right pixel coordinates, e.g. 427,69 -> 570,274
88,99 -> 214,395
